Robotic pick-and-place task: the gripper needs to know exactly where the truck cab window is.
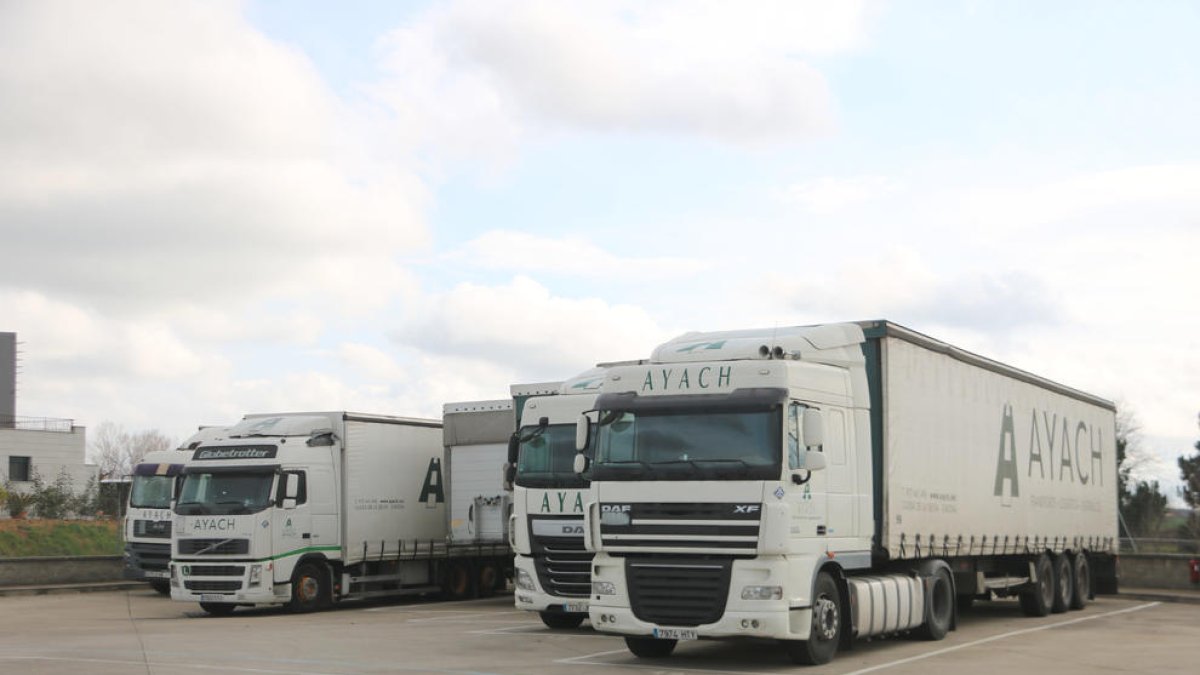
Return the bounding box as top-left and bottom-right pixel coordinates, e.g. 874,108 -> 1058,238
277,470 -> 307,505
788,403 -> 802,469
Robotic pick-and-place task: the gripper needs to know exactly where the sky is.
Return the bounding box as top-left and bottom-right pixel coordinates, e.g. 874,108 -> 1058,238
1,1 -> 1197,499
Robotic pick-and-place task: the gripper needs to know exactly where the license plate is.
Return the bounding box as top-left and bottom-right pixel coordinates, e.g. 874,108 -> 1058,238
199,594 -> 227,603
144,570 -> 169,579
563,601 -> 589,613
652,627 -> 697,641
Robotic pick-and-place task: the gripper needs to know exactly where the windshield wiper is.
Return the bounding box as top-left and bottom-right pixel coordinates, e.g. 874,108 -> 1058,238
600,460 -> 657,477
175,500 -> 207,514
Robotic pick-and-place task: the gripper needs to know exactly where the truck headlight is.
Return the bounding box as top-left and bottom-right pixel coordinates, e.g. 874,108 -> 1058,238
249,564 -> 262,587
741,585 -> 782,600
515,568 -> 536,591
592,581 -> 616,596
170,565 -> 180,588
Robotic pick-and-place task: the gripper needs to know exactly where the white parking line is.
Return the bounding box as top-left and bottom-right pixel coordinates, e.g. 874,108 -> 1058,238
558,602 -> 1163,675
840,602 -> 1161,675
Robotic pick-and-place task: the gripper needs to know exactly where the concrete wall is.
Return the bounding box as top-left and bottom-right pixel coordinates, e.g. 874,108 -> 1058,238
0,556 -> 123,587
1119,553 -> 1200,590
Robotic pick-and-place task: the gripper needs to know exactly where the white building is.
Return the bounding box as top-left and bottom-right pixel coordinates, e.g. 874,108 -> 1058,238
1,332 -> 98,512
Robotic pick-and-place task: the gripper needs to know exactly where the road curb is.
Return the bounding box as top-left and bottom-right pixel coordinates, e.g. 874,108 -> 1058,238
1117,590 -> 1200,605
0,581 -> 149,598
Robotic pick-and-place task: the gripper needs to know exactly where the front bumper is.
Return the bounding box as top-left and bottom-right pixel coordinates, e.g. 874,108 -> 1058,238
588,555 -> 817,641
169,560 -> 286,605
513,555 -> 590,614
123,542 -> 170,581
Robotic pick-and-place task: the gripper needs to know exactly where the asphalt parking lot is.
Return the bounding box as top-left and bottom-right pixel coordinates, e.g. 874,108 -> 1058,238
0,589 -> 1196,674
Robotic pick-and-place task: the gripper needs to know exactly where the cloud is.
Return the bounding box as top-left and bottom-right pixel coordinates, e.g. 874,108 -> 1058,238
371,0 -> 872,158
780,175 -> 902,214
0,0 -> 428,314
395,276 -> 669,376
449,230 -> 709,279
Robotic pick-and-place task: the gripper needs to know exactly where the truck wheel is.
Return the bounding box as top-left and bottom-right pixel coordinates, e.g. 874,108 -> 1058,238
784,571 -> 842,665
1069,553 -> 1090,610
288,561 -> 328,613
1050,553 -> 1073,614
625,636 -> 676,658
149,580 -> 171,596
539,611 -> 585,629
442,560 -> 474,600
1019,553 -> 1054,617
917,568 -> 954,640
199,602 -> 236,616
477,561 -> 499,598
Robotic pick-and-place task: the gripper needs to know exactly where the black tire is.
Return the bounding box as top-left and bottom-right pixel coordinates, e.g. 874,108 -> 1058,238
539,611 -> 585,629
918,568 -> 954,640
1050,553 -> 1072,614
149,580 -> 171,596
1019,553 -> 1054,617
1070,553 -> 1090,610
784,571 -> 842,665
199,601 -> 236,616
287,561 -> 329,613
442,560 -> 474,600
477,561 -> 499,599
625,636 -> 677,658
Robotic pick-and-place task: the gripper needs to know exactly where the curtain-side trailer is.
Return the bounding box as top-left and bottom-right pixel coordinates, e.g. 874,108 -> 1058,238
577,321 -> 1117,665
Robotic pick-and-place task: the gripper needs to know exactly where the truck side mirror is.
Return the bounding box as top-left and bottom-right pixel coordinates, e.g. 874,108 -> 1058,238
503,463 -> 516,491
573,452 -> 590,475
283,472 -> 300,508
575,413 -> 591,452
801,408 -> 825,448
507,434 -> 520,465
801,450 -> 827,471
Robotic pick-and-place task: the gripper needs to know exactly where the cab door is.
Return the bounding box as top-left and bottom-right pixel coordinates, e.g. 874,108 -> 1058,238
272,470 -> 312,568
785,402 -> 827,545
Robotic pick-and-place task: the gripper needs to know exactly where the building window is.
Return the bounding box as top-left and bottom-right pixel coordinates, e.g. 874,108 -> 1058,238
8,455 -> 31,482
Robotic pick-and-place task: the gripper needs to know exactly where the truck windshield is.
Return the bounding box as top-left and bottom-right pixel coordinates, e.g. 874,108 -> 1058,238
592,407 -> 781,481
175,470 -> 276,515
516,424 -> 589,489
130,475 -> 174,509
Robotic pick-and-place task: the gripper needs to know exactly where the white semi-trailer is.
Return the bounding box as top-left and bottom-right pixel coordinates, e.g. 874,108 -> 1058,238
123,426 -> 228,594
575,321 -> 1117,665
441,399 -> 517,599
170,411 -> 508,614
508,370 -> 607,628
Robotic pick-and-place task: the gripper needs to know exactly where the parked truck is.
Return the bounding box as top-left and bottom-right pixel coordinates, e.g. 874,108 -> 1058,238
508,370 -> 608,628
574,321 -> 1117,665
170,411 -> 509,614
123,426 -> 228,593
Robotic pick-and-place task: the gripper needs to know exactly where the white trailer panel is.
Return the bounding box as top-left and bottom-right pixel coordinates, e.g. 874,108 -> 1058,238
880,336 -> 1118,558
342,417 -> 444,566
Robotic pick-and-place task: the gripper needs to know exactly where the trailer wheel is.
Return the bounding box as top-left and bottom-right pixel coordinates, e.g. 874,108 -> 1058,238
199,602 -> 236,616
625,636 -> 676,658
918,568 -> 954,640
1069,553 -> 1090,610
1019,553 -> 1054,617
539,611 -> 585,629
288,561 -> 329,613
477,561 -> 499,598
442,560 -> 474,600
149,580 -> 171,596
784,571 -> 841,665
1050,553 -> 1072,614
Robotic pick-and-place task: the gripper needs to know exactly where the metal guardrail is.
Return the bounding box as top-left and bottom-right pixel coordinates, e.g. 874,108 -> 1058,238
0,415 -> 74,433
1120,537 -> 1200,554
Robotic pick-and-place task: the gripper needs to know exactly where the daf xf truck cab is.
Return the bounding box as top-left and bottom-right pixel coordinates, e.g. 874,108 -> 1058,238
575,321 -> 1117,665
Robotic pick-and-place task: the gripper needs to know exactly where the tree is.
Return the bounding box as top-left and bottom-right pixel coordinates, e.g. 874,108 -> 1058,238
1177,413 -> 1200,543
89,422 -> 174,479
1115,407 -> 1165,539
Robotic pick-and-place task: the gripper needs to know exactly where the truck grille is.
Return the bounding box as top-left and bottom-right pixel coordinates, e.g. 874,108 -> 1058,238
599,502 -> 760,554
184,580 -> 241,593
532,536 -> 593,598
626,556 -> 733,627
133,520 -> 172,539
127,542 -> 171,572
188,565 -> 245,577
177,538 -> 250,555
